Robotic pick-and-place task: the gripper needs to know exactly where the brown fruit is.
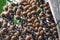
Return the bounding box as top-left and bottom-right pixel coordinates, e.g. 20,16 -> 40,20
10,25 -> 15,30
0,30 -> 3,35
8,6 -> 13,9
38,27 -> 43,31
28,7 -> 33,10
31,2 -> 36,6
38,36 -> 43,40
18,0 -> 25,5
48,23 -> 51,27
46,13 -> 51,18
22,11 -> 27,15
23,28 -> 27,34
34,19 -> 38,23
26,35 -> 31,40
5,12 -> 11,17
34,27 -> 38,32
31,16 -> 36,21
26,10 -> 30,13
35,22 -> 40,27
3,5 -> 8,11
18,5 -> 22,9
16,9 -> 21,16
40,23 -> 44,27
55,38 -> 59,40
10,2 -> 15,6
46,9 -> 50,13
2,28 -> 6,32
50,23 -> 56,27
46,32 -> 51,37
27,18 -> 32,22
40,4 -> 43,8
36,9 -> 41,13
44,6 -> 49,10
29,26 -> 34,30
8,8 -> 13,13
27,12 -> 32,16
1,13 -> 5,17
28,23 -> 33,26
24,5 -> 30,10
0,18 -> 3,23
40,30 -> 44,36
50,28 -> 53,32
43,3 -> 48,7
5,35 -> 10,40
23,17 -> 27,22
53,30 -> 57,35
2,22 -> 7,28
19,36 -> 23,40
23,2 -> 28,5
40,16 -> 45,21
36,32 -> 40,36
31,10 -> 36,15
52,27 -> 57,31
14,31 -> 20,36
29,0 -> 34,4
39,13 -> 44,17
26,0 -> 31,4
11,36 -> 16,40
31,5 -> 36,8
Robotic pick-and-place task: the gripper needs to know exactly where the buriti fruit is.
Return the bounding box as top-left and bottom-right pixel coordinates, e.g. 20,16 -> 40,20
0,0 -> 59,40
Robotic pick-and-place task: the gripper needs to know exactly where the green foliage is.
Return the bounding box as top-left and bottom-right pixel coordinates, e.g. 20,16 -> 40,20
36,6 -> 43,11
13,16 -> 20,25
0,0 -> 6,13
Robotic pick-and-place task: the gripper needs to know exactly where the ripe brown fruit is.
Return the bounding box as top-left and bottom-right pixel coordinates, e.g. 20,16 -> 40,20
40,16 -> 45,21
22,11 -> 27,15
14,31 -> 20,36
3,5 -> 8,11
27,18 -> 32,22
0,30 -> 3,35
50,22 -> 56,27
46,9 -> 50,13
5,35 -> 10,40
11,36 -> 16,40
39,13 -> 44,17
44,6 -> 49,10
38,36 -> 43,40
31,16 -> 36,21
36,32 -> 40,36
38,27 -> 43,31
16,9 -> 21,16
10,2 -> 15,6
1,13 -> 5,17
34,19 -> 38,23
40,4 -> 43,8
9,25 -> 15,30
46,13 -> 51,18
46,32 -> 51,37
27,12 -> 32,16
24,5 -> 30,10
40,30 -> 44,36
2,22 -> 7,28
36,9 -> 41,13
26,35 -> 31,40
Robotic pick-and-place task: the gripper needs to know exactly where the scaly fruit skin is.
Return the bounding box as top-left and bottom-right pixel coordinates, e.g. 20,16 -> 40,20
0,0 -> 59,40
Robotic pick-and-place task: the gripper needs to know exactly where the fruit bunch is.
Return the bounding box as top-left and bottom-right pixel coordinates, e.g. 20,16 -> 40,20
0,0 -> 59,40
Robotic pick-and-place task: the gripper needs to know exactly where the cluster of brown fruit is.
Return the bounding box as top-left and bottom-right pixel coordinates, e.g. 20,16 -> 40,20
0,0 -> 59,40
